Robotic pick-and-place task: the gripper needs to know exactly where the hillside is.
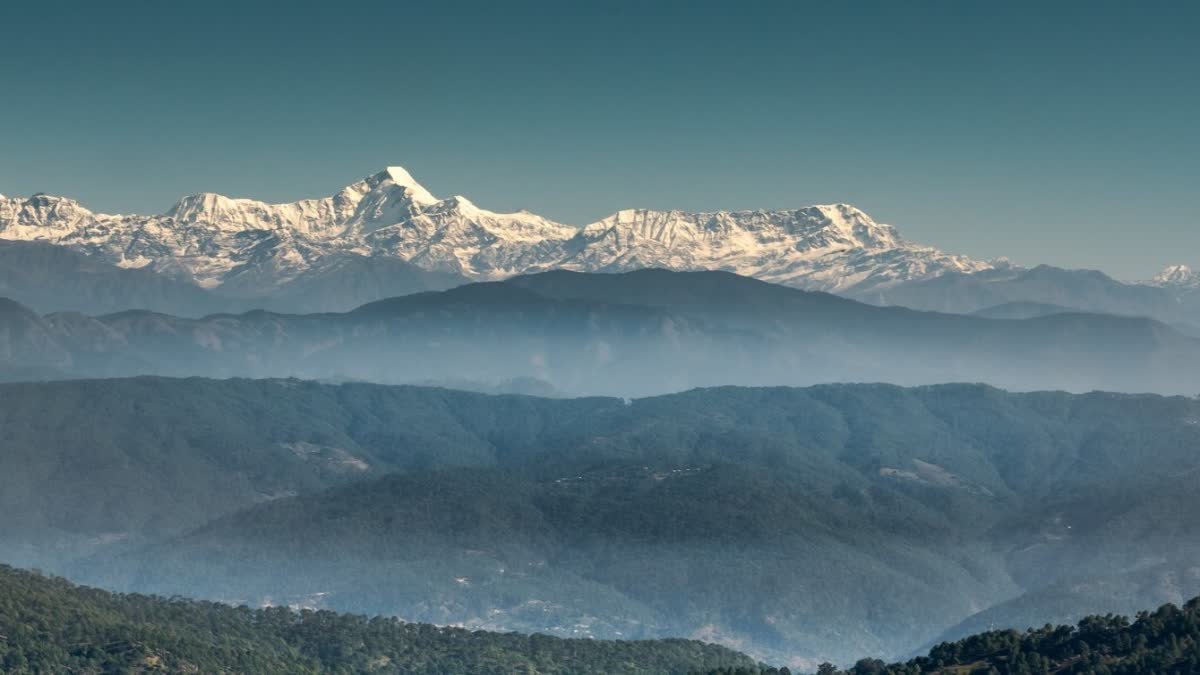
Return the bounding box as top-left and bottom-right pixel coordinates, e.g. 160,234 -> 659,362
705,599 -> 1200,674
7,558 -> 1199,675
4,378 -> 1200,665
0,564 -> 756,674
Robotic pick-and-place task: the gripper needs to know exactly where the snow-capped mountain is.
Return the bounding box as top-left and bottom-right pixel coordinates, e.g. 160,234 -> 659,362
0,166 -> 993,299
1150,264 -> 1200,289
563,205 -> 989,291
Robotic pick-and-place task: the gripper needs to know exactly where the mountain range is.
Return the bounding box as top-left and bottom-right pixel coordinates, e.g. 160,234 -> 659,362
2,269 -> 1199,395
5,377 -> 1200,668
3,167 -> 1196,323
0,167 -> 988,314
4,166 -> 1200,671
860,263 -> 1200,333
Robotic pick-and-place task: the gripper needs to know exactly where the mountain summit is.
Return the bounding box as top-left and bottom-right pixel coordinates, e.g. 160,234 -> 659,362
1151,264 -> 1200,289
0,167 -> 992,297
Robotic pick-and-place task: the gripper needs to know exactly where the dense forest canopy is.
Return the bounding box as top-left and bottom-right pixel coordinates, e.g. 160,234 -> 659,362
0,564 -> 757,674
701,598 -> 1200,674
4,561 -> 1198,674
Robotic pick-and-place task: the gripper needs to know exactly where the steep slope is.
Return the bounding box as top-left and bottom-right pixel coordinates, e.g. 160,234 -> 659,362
0,564 -> 756,675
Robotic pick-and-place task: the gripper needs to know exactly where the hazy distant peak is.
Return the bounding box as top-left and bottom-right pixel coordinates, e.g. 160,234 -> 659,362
1151,264 -> 1200,289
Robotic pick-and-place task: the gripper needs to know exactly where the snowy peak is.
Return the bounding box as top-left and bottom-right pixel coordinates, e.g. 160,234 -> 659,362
566,200 -> 982,291
0,193 -> 95,236
583,203 -> 897,251
0,165 -> 994,296
167,193 -> 259,227
379,166 -> 438,205
805,204 -> 900,249
1151,264 -> 1200,289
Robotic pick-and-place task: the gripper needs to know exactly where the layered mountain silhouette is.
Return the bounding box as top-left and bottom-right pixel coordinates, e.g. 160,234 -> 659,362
0,269 -> 1197,395
0,167 -> 986,313
855,263 -> 1197,324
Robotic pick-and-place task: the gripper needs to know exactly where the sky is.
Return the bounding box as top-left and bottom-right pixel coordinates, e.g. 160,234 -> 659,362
1,0 -> 1197,279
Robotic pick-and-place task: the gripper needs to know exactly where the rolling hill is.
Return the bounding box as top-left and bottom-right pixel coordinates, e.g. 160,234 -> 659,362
4,378 -> 1200,666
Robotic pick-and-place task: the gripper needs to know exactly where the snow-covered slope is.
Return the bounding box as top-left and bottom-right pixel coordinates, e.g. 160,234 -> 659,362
562,204 -> 988,291
1150,264 -> 1200,290
0,166 -> 993,296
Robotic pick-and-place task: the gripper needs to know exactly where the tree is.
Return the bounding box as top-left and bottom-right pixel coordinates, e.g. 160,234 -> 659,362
851,658 -> 886,675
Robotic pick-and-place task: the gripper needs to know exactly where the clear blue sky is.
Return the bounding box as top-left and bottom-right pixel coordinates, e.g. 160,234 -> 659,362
2,0 -> 1197,279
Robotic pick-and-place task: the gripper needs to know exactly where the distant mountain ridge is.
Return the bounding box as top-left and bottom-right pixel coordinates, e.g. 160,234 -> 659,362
5,167 -> 1197,322
0,269 -> 1199,396
0,167 -> 991,302
4,165 -> 1195,324
1151,263 -> 1200,289
855,262 -> 1200,327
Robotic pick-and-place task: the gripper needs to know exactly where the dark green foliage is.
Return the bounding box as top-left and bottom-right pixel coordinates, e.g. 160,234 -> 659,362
701,599 -> 1200,674
0,564 -> 756,674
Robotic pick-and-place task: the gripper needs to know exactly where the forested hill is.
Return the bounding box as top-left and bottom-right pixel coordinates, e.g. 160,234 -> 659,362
701,599 -> 1200,675
7,378 -> 1200,665
8,558 -> 1195,675
0,564 -> 757,674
